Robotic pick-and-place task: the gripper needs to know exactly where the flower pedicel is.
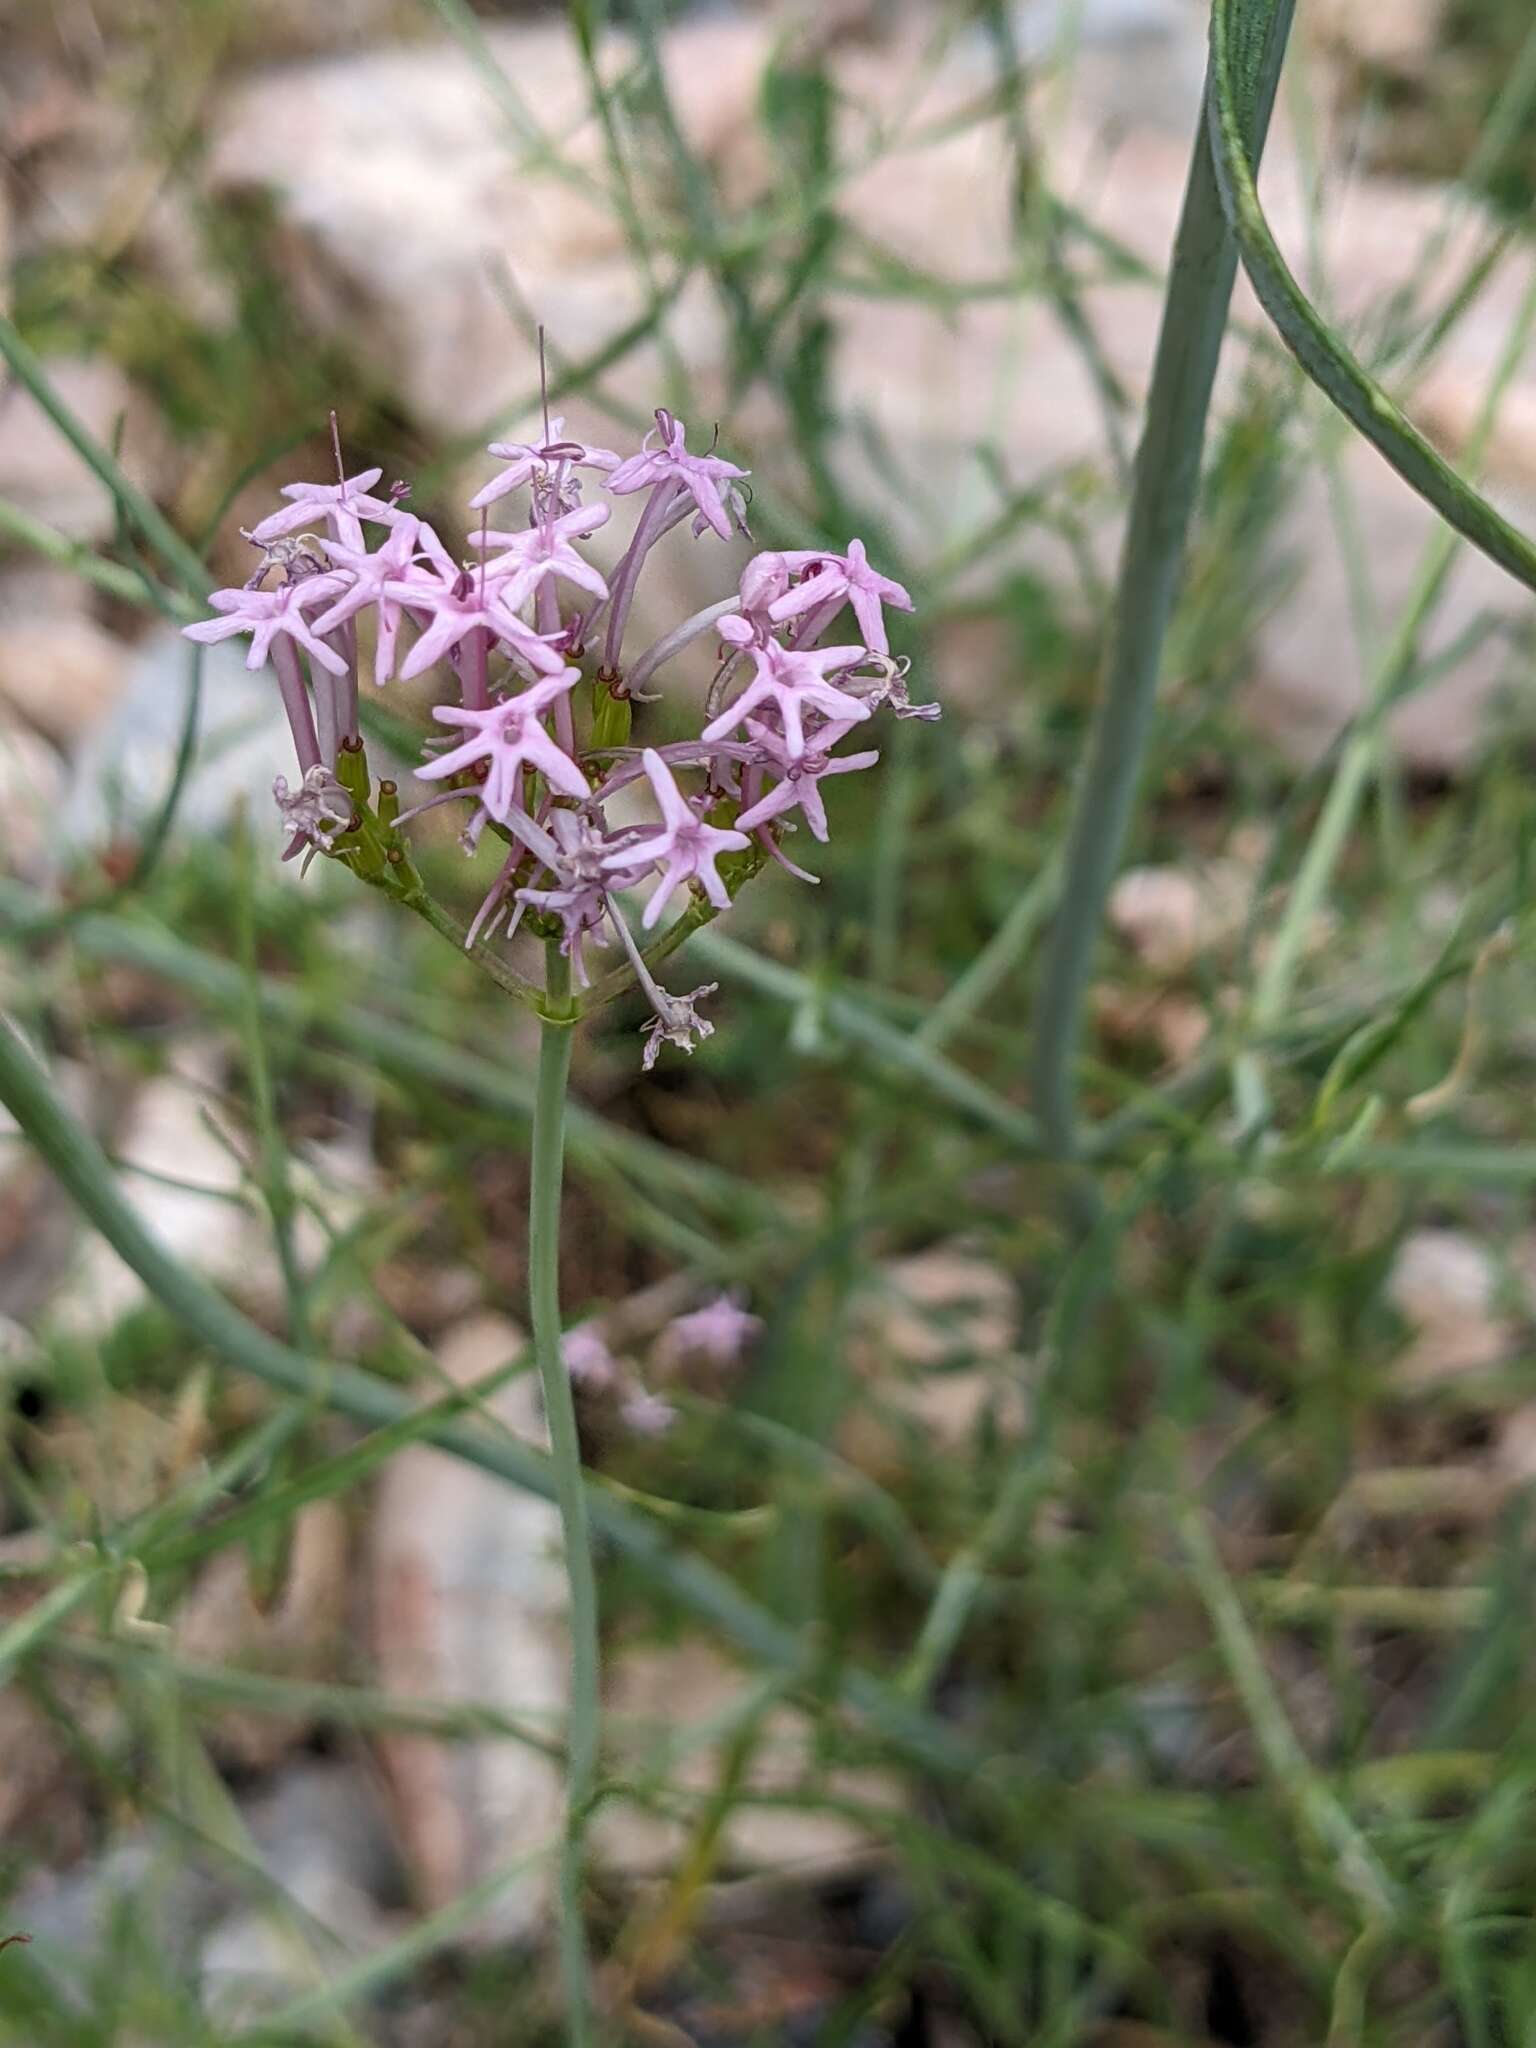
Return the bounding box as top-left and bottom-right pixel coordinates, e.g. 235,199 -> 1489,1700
185,401 -> 933,1061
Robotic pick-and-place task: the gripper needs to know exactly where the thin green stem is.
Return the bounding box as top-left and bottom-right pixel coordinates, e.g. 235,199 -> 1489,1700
0,1007 -> 973,1779
915,855 -> 1059,1056
1179,1507 -> 1397,1922
404,887 -> 547,1013
692,930 -> 1040,1151
1248,264 -> 1536,1050
0,880 -> 769,1225
0,312 -> 211,599
529,947 -> 599,2044
234,815 -> 311,1352
0,1565 -> 107,1685
1027,4 -> 1295,1159
0,494 -> 193,618
1208,0 -> 1536,597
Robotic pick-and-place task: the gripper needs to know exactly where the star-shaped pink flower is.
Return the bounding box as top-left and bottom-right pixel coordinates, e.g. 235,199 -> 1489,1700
183,573 -> 352,675
388,567 -> 564,680
602,749 -> 749,928
700,634 -> 871,759
607,409 -> 748,541
735,725 -> 880,842
471,502 -> 611,609
311,517 -> 454,686
251,467 -> 404,550
415,670 -> 588,820
469,418 -> 620,512
770,539 -> 913,655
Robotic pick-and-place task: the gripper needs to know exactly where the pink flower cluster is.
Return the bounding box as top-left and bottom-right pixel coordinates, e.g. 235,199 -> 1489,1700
564,1290 -> 762,1434
186,406 -> 934,1062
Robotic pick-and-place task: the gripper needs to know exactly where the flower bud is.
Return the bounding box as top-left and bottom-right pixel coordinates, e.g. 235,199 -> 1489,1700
738,551 -> 790,617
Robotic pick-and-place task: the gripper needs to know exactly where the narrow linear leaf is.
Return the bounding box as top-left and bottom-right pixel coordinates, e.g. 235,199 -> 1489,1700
1207,0 -> 1536,597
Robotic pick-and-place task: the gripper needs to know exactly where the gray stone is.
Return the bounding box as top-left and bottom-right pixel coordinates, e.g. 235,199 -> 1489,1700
0,356 -> 166,544
1249,435 -> 1536,771
0,719 -> 66,876
64,625 -> 290,853
0,602 -> 130,746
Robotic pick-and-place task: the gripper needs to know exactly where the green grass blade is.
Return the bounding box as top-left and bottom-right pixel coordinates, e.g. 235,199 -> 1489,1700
0,1011 -> 975,1780
0,312 -> 211,599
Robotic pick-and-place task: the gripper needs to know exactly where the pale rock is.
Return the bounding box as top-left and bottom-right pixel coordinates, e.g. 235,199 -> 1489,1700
49,1038 -> 258,1340
287,1130 -> 382,1281
864,1246 -> 1018,1373
201,1860 -> 391,2029
0,1314 -> 41,1381
1113,873 -> 1203,968
843,40 -> 1536,770
1010,0 -> 1210,132
1246,436 -> 1536,772
41,1389 -> 191,1522
1495,1405 -> 1536,1486
11,1840 -> 178,1969
0,355 -> 165,543
66,626 -> 295,852
369,1312 -> 564,1946
0,609 -> 130,746
0,1683 -> 70,1839
175,1502 -> 350,1771
203,21 -> 763,438
1307,0 -> 1443,74
1109,859 -> 1251,975
1234,163 -> 1536,769
44,1036 -> 377,1346
1407,199 -> 1536,501
1092,982 -> 1211,1067
201,1763 -> 400,2021
596,1640 -> 897,1880
14,1762 -> 394,1979
0,719 -> 66,875
1418,373 -> 1536,495
843,1246 -> 1027,1467
1386,1227 -> 1511,1386
831,85 -> 1163,570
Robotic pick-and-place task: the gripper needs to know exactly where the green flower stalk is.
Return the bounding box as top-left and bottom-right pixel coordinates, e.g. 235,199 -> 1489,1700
1028,1 -> 1296,1162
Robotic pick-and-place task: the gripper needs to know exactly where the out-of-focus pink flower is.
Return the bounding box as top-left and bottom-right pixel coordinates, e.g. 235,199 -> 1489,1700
619,1387 -> 676,1436
664,1292 -> 762,1366
563,1324 -> 620,1389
